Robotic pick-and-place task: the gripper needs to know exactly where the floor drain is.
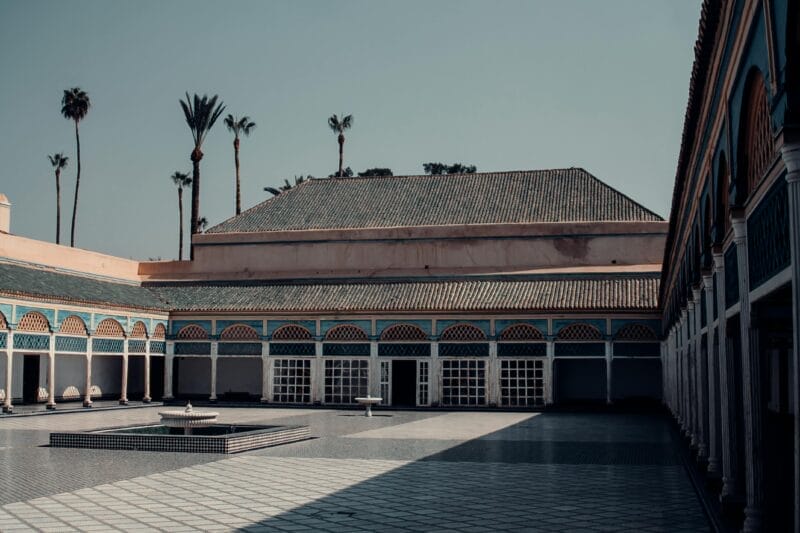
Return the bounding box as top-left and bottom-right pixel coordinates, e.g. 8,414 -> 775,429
311,511 -> 356,519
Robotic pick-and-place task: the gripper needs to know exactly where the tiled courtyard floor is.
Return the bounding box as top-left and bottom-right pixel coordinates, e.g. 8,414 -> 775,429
0,406 -> 710,532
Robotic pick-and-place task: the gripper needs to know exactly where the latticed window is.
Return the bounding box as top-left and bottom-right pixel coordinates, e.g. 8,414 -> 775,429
176,324 -> 208,340
441,359 -> 486,406
129,321 -> 148,339
440,323 -> 486,342
272,359 -> 311,403
500,359 -> 545,407
152,323 -> 166,339
272,324 -> 313,341
17,312 -> 50,332
740,70 -> 773,197
380,324 -> 427,341
325,324 -> 368,342
499,324 -> 544,341
220,324 -> 259,340
59,316 -> 88,336
556,323 -> 603,341
0,313 -> 7,330
95,319 -> 125,337
614,324 -> 657,341
324,359 -> 369,404
717,155 -> 731,237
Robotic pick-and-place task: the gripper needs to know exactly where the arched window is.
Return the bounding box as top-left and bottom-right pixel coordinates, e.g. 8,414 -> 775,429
59,316 -> 88,336
152,323 -> 166,339
498,324 -> 544,341
738,69 -> 773,199
95,318 -> 125,337
439,323 -> 486,341
219,324 -> 259,340
614,324 -> 658,341
702,194 -> 713,268
324,324 -> 368,342
17,312 -> 50,332
556,323 -> 602,341
130,321 -> 148,339
176,324 -> 208,340
716,153 -> 731,240
0,312 -> 6,330
272,324 -> 313,341
380,324 -> 427,341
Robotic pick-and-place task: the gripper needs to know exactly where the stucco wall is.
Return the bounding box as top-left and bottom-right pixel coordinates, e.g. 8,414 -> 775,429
217,358 -> 262,396
55,355 -> 84,400
176,357 -> 210,396
91,356 -> 122,398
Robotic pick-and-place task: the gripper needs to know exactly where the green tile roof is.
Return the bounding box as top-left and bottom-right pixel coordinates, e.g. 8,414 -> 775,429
0,262 -> 168,312
208,168 -> 664,234
146,274 -> 659,313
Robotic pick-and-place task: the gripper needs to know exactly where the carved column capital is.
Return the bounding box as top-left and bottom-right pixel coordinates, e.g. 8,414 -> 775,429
780,141 -> 800,181
731,217 -> 747,244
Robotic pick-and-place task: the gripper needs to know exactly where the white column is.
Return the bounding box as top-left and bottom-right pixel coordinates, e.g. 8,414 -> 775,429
3,331 -> 13,413
46,333 -> 56,409
693,286 -> 707,460
83,337 -> 93,407
732,217 -> 763,532
546,337 -> 555,405
164,341 -> 174,400
143,339 -> 151,403
313,339 -> 324,404
209,342 -> 218,401
680,309 -> 689,434
119,338 -> 129,405
687,300 -> 698,446
260,340 -> 269,403
605,338 -> 613,404
780,141 -> 800,531
369,340 -> 380,398
488,340 -> 499,406
430,340 -> 440,406
703,273 -> 720,476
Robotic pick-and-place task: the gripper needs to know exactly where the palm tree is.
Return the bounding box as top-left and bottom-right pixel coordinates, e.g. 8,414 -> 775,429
61,88 -> 90,247
170,171 -> 192,260
197,217 -> 209,232
47,153 -> 69,244
180,93 -> 225,258
327,114 -> 353,177
264,175 -> 310,196
224,115 -> 256,215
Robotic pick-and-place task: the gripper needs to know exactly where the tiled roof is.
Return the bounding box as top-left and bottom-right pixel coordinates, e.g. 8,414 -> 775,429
0,262 -> 168,312
146,274 -> 659,313
208,168 -> 663,233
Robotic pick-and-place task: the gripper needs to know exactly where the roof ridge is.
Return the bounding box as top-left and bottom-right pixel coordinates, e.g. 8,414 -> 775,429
579,169 -> 665,221
310,167 -> 584,182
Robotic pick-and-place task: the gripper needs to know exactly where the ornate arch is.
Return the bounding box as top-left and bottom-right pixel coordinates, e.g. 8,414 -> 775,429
272,324 -> 313,341
614,324 -> 658,341
0,312 -> 7,330
737,68 -> 773,201
176,324 -> 208,340
219,324 -> 259,341
130,321 -> 148,339
59,315 -> 88,336
324,324 -> 368,342
380,324 -> 427,341
556,323 -> 603,341
498,323 -> 544,341
17,312 -> 50,332
440,323 -> 486,342
152,323 -> 166,339
95,318 -> 125,337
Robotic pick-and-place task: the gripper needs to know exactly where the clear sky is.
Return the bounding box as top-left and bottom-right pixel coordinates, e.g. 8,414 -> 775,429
0,0 -> 701,260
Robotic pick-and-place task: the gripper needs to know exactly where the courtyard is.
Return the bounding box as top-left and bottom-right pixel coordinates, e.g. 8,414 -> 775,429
0,406 -> 710,532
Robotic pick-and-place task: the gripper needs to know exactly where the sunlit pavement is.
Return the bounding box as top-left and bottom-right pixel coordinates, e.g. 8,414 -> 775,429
0,406 -> 710,532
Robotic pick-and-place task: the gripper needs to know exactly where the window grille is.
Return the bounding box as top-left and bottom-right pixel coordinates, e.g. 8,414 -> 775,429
497,343 -> 547,357
176,324 -> 208,340
152,323 -> 166,339
324,324 -> 369,342
380,361 -> 390,405
556,323 -> 602,341
272,359 -> 311,403
323,343 -> 370,356
741,71 -> 773,197
219,324 -> 259,341
378,343 -> 430,357
55,335 -> 87,352
441,359 -> 486,406
95,319 -> 124,338
380,324 -> 427,341
439,324 -> 486,341
614,324 -> 657,341
324,359 -> 369,404
174,342 -> 211,355
17,312 -> 50,333
438,343 -> 489,357
128,339 -> 146,353
0,313 -> 7,330
500,359 -> 545,407
218,342 -> 262,356
418,361 -> 429,406
130,321 -> 148,339
59,316 -> 88,336
272,324 -> 313,341
151,341 -> 166,354
499,324 -> 544,341
270,343 -> 315,356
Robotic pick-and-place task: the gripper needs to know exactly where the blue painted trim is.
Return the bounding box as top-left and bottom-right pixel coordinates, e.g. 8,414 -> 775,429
15,305 -> 55,328
93,313 -> 128,330
216,319 -> 263,336
170,320 -> 212,336
376,319 -> 432,337
494,319 -> 548,337
266,320 -> 316,337
610,319 -> 660,337
436,320 -> 490,336
321,320 -> 371,337
552,319 -> 607,336
0,303 -> 11,324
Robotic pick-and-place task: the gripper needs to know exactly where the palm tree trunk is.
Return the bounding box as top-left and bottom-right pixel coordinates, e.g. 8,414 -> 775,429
55,169 -> 61,245
70,121 -> 81,247
190,148 -> 202,260
178,187 -> 184,261
234,137 -> 241,215
338,134 -> 344,177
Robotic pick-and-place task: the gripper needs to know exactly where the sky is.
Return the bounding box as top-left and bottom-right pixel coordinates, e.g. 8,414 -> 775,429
0,0 -> 702,260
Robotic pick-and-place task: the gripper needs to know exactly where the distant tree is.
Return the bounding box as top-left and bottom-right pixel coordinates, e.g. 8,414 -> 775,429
328,166 -> 353,178
327,114 -> 353,177
358,167 -> 393,177
180,93 -> 225,258
423,162 -> 477,175
197,216 -> 209,232
61,87 -> 90,247
264,175 -> 313,196
170,171 -> 192,260
47,153 -> 68,245
223,114 -> 256,215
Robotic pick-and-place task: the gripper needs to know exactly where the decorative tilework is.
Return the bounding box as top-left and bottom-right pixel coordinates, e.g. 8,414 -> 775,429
55,336 -> 88,353
272,324 -> 313,341
92,338 -> 123,353
553,318 -> 606,336
13,333 -> 49,351
497,343 -> 547,357
59,315 -> 88,335
438,343 -> 489,357
270,343 -> 315,356
219,324 -> 260,340
174,342 -> 211,355
267,320 -> 316,337
170,320 -> 211,336
554,342 -> 605,357
324,324 -> 369,342
152,323 -> 166,339
218,342 -> 262,356
380,324 -> 427,341
0,331 -> 6,349
15,306 -> 55,328
150,340 -> 166,354
613,342 -> 661,357
440,324 -> 487,341
613,324 -> 658,341
17,311 -> 51,332
556,323 -> 603,341
95,318 -> 125,337
378,343 -> 431,357
176,324 -> 209,340
128,339 -> 147,353
498,323 -> 544,341
748,180 -> 790,290
323,343 -> 370,357
130,321 -> 148,338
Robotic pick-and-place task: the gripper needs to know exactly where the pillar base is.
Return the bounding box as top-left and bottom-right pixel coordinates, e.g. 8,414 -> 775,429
209,398 -> 217,403
46,403 -> 56,410
163,395 -> 174,401
142,397 -> 151,404
118,399 -> 129,406
260,397 -> 268,403
82,400 -> 92,408
719,486 -> 744,518
706,457 -> 722,477
742,506 -> 762,533
2,405 -> 12,414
